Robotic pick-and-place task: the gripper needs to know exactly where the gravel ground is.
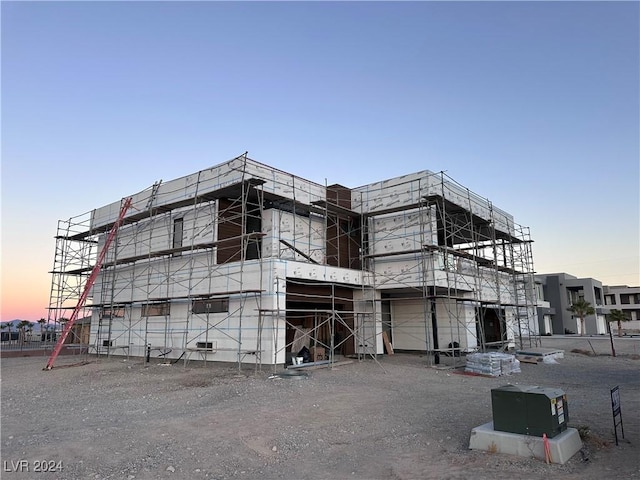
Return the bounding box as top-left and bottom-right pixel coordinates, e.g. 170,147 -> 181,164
1,336 -> 639,480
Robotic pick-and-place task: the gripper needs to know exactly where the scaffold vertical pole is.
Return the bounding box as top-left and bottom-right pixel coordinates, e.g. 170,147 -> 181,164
44,197 -> 133,370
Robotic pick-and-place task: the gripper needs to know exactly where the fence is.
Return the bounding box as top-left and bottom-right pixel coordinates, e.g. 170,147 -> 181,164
0,332 -> 60,354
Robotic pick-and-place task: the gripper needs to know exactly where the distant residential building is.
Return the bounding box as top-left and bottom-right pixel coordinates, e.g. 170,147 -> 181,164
603,285 -> 640,334
63,317 -> 92,345
535,273 -> 609,335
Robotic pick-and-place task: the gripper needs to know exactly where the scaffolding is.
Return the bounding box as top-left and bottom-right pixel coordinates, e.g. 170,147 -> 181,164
47,211 -> 98,346
47,154 -> 539,370
354,170 -> 539,367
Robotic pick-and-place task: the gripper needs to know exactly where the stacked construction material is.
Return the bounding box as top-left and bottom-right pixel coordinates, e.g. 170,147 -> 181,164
465,352 -> 521,377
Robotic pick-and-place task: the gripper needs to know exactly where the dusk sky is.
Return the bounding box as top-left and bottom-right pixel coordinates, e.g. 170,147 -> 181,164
1,1 -> 638,321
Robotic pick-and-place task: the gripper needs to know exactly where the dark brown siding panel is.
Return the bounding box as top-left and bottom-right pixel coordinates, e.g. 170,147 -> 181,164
325,185 -> 361,269
216,198 -> 243,264
327,184 -> 353,210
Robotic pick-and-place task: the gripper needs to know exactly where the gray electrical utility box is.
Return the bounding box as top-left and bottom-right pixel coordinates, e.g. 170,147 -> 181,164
491,384 -> 569,438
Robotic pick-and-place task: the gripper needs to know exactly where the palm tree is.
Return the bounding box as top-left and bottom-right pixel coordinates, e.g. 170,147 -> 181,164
6,322 -> 14,343
16,320 -> 31,344
0,323 -> 7,342
58,318 -> 70,344
38,318 -> 46,341
567,299 -> 595,336
608,309 -> 631,338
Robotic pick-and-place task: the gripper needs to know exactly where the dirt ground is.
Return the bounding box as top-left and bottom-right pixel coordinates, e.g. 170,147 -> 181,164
1,335 -> 639,480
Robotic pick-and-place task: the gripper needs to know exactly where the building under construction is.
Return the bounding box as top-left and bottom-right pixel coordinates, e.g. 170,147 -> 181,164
48,153 -> 539,368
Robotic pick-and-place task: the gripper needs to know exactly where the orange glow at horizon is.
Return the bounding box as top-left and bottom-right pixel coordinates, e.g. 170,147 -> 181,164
1,270 -> 50,322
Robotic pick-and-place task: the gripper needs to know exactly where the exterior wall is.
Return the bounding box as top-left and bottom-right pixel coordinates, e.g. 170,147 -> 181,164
365,206 -> 515,298
90,260 -> 289,364
389,298 -> 486,353
502,307 -> 517,349
74,156 -> 533,365
595,314 -> 607,335
369,209 -> 436,255
352,171 -> 516,238
356,170 -> 528,349
538,312 -> 553,335
285,261 -> 363,286
91,157 -> 327,231
604,285 -> 640,333
389,300 -> 429,351
416,299 -> 479,352
90,257 -> 367,364
262,209 -> 324,263
564,276 -> 607,334
353,288 -> 383,355
536,273 -> 608,335
93,257 -> 266,303
535,281 -> 554,335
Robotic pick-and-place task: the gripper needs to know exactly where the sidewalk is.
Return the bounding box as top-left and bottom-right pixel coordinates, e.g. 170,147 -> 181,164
536,334 -> 640,356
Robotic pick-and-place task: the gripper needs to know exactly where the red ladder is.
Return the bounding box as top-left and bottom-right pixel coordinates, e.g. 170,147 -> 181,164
44,197 -> 133,370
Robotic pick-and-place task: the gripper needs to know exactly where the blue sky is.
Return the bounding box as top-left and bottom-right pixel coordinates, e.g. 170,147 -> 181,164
2,1 -> 638,320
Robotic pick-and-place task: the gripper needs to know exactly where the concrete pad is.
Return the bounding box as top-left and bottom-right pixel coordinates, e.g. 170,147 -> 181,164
515,347 -> 564,359
469,422 -> 582,465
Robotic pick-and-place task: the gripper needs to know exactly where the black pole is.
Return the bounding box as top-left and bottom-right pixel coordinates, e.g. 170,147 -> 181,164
608,322 -> 616,357
430,294 -> 440,365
